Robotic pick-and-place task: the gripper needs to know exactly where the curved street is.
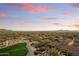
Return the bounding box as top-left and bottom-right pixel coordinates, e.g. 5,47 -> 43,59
26,40 -> 36,56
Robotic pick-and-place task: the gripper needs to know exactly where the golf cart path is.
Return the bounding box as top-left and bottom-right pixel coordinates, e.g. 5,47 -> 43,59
26,40 -> 36,56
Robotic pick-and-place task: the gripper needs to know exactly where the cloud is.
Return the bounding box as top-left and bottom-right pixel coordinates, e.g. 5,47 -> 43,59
20,21 -> 29,28
62,12 -> 72,17
44,17 -> 63,20
72,3 -> 79,8
70,24 -> 79,28
0,16 -> 24,20
72,3 -> 79,10
68,22 -> 79,28
22,4 -> 49,12
51,23 -> 64,26
73,24 -> 79,27
0,12 -> 6,17
73,16 -> 79,21
6,3 -> 51,13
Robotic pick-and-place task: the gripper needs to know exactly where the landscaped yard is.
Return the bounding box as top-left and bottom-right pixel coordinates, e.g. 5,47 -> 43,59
0,43 -> 28,56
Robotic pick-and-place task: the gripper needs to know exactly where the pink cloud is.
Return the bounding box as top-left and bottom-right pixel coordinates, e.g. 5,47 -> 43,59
73,16 -> 79,21
62,12 -> 71,16
22,4 -> 49,12
71,24 -> 79,28
68,22 -> 79,28
74,25 -> 79,27
7,3 -> 51,13
0,12 -> 6,17
20,21 -> 29,28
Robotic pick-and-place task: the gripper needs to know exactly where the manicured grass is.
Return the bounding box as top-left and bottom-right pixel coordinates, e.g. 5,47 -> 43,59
0,43 -> 28,56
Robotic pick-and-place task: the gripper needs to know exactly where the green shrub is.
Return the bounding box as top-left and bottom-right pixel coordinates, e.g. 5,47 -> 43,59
49,48 -> 58,56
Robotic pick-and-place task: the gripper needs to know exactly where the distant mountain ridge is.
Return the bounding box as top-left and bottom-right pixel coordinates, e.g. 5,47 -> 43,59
0,29 -> 79,32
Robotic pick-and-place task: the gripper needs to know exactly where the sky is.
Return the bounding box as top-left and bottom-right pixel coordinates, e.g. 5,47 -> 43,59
0,3 -> 79,31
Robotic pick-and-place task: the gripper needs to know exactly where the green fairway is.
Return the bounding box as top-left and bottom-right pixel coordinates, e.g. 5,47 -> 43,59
0,43 -> 28,56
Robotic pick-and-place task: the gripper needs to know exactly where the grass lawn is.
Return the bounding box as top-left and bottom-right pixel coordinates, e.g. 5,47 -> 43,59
0,43 -> 28,56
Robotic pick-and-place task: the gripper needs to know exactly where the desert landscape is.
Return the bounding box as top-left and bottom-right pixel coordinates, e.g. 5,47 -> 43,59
0,29 -> 79,56
0,3 -> 79,56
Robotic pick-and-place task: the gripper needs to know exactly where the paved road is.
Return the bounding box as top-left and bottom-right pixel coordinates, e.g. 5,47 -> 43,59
0,39 -> 36,56
26,40 -> 36,56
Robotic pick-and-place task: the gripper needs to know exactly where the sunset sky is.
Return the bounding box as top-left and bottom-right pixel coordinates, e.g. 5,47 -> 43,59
0,3 -> 79,31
